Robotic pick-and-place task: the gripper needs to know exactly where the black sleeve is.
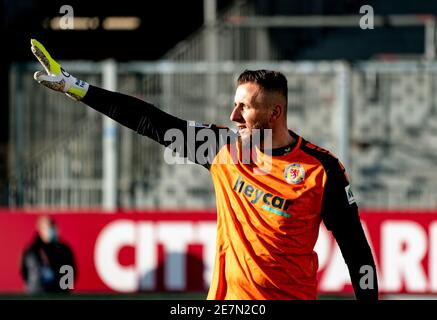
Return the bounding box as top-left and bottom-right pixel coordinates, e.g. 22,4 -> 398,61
81,85 -> 231,169
20,250 -> 28,282
321,159 -> 379,300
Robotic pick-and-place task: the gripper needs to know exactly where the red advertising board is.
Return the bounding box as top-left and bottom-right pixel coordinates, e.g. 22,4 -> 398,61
0,209 -> 436,295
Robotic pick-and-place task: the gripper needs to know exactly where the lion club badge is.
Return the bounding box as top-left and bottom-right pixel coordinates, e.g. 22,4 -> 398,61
284,163 -> 305,184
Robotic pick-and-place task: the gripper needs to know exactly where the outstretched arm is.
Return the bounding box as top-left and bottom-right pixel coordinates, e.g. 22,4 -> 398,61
321,159 -> 379,300
30,39 -> 228,168
31,38 -> 188,142
82,85 -> 187,145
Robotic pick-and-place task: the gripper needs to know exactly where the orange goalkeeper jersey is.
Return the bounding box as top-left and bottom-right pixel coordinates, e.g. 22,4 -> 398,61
207,131 -> 329,299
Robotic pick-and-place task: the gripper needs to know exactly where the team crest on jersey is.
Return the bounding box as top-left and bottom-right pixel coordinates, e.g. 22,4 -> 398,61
284,163 -> 305,184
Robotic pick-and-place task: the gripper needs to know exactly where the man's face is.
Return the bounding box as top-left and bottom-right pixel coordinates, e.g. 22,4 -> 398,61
37,217 -> 52,243
230,82 -> 270,142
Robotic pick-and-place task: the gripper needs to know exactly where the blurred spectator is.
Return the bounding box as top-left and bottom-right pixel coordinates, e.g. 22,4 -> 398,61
20,216 -> 76,294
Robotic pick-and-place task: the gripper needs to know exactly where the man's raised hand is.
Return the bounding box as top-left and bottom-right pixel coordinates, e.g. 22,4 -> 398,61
31,39 -> 89,101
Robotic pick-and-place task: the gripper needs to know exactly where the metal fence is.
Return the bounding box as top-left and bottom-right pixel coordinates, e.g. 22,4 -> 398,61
8,60 -> 437,210
350,61 -> 437,209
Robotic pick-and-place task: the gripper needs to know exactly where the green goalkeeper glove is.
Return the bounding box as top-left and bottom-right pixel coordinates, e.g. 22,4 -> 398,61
31,39 -> 89,101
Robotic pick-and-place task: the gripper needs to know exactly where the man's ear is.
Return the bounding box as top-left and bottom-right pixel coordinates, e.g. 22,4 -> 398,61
270,104 -> 282,122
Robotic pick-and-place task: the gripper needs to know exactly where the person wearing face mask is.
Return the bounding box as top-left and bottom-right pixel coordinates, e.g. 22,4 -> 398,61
20,216 -> 76,294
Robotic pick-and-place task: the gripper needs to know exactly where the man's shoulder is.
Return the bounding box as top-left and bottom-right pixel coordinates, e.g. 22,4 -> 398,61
299,139 -> 338,165
298,138 -> 349,182
53,241 -> 72,252
25,236 -> 43,252
22,242 -> 41,261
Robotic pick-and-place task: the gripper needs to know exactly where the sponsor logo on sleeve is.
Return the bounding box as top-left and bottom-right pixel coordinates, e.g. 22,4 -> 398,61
345,184 -> 356,205
188,121 -> 212,128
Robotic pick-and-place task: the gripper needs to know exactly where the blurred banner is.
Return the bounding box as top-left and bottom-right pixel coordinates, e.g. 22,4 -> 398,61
0,210 -> 436,295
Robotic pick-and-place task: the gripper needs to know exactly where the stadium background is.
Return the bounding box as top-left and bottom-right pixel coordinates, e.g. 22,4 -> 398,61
2,0 -> 437,299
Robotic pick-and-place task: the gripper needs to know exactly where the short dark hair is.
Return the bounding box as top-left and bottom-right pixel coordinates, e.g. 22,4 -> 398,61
237,69 -> 288,104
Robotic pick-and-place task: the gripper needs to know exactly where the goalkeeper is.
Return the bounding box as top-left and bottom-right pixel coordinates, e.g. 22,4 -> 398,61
31,39 -> 379,300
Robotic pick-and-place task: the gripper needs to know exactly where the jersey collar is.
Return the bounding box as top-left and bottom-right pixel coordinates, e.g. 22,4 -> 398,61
270,130 -> 301,156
